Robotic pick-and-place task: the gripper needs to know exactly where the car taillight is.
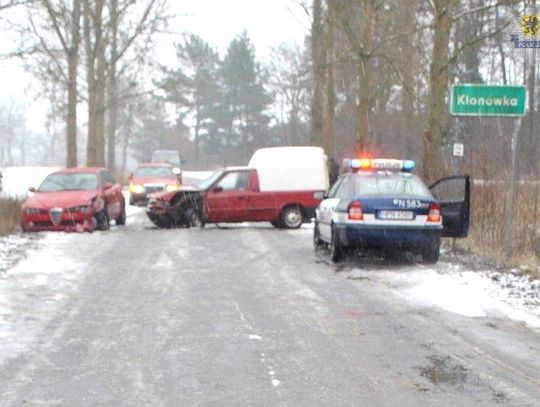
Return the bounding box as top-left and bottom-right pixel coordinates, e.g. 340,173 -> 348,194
348,201 -> 363,221
427,203 -> 441,222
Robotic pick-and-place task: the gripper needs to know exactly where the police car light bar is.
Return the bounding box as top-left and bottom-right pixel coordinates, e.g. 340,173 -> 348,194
344,158 -> 416,172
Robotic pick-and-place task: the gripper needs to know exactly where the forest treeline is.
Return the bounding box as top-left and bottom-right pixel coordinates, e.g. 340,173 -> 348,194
0,0 -> 539,257
0,1 -> 537,176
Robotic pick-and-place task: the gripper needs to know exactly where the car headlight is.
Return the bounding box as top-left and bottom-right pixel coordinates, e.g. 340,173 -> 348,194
166,184 -> 180,192
130,184 -> 144,194
68,205 -> 91,213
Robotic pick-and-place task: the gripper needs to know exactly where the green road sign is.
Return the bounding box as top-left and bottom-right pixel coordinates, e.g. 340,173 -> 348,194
450,84 -> 526,117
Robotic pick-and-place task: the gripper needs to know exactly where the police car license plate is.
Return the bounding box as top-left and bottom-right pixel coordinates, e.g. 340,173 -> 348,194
378,210 -> 414,220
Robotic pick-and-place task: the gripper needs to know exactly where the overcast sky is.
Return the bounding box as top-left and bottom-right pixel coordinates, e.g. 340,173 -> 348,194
0,0 -> 310,132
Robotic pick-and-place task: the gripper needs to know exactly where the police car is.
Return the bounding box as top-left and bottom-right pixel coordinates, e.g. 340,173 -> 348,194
313,158 -> 470,263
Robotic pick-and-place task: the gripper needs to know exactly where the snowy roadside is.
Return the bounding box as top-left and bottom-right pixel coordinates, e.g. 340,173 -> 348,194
0,233 -> 87,365
298,221 -> 540,329
343,255 -> 540,329
0,234 -> 42,274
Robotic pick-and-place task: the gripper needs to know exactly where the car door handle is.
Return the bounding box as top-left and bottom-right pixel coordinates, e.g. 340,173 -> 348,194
238,196 -> 246,200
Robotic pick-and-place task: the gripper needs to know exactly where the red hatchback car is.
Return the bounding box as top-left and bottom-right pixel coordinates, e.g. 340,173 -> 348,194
21,167 -> 126,232
128,162 -> 182,205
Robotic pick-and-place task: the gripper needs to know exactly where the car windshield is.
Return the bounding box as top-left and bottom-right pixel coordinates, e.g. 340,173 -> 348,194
135,167 -> 174,178
39,173 -> 98,192
340,173 -> 431,199
198,170 -> 225,190
152,151 -> 180,166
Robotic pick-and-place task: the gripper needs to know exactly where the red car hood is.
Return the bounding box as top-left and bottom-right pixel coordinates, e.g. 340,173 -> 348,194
23,190 -> 100,210
132,176 -> 177,185
151,186 -> 198,201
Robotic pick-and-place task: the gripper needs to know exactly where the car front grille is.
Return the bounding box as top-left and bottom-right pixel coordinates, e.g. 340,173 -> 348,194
33,219 -> 84,227
145,184 -> 165,194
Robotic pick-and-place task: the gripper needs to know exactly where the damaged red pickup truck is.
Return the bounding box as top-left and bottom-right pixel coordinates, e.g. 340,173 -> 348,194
146,147 -> 329,229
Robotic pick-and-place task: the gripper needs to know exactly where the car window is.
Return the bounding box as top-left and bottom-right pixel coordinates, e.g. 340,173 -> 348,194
134,167 -> 174,178
431,177 -> 466,203
39,173 -> 98,192
327,175 -> 345,198
349,173 -> 431,198
199,170 -> 225,190
216,172 -> 249,191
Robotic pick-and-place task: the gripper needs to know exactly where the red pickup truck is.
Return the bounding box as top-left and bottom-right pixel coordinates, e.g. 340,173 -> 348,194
146,166 -> 326,229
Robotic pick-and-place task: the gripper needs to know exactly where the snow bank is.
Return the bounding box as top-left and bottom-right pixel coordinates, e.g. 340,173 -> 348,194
397,264 -> 540,328
0,166 -> 60,199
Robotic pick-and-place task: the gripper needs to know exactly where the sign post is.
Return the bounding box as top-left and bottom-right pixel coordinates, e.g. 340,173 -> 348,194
450,84 -> 527,261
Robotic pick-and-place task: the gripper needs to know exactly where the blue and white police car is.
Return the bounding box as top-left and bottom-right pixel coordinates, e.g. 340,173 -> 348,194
313,158 -> 470,263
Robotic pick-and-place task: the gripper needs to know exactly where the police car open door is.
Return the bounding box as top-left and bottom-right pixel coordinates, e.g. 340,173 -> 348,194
429,175 -> 470,238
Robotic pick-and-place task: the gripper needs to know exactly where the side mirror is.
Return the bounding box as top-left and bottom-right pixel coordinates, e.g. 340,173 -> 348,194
29,186 -> 36,193
212,185 -> 223,193
104,182 -> 113,190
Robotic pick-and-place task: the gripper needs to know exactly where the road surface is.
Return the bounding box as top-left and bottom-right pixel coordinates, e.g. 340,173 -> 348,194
0,209 -> 539,406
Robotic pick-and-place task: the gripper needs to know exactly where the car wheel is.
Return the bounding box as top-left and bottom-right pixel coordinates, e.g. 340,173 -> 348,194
313,221 -> 324,249
281,205 -> 303,229
330,225 -> 343,263
421,243 -> 440,264
129,196 -> 134,206
95,209 -> 110,231
115,205 -> 126,226
155,217 -> 172,229
185,207 -> 203,229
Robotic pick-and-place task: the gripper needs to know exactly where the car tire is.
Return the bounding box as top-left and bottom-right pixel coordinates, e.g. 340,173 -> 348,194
129,196 -> 134,206
330,225 -> 343,263
95,209 -> 110,231
313,221 -> 324,249
155,217 -> 172,229
185,207 -> 203,229
116,205 -> 126,226
421,243 -> 440,264
270,220 -> 282,228
281,205 -> 303,229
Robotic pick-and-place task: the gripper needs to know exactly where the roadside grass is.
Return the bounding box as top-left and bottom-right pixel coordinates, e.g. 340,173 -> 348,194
0,198 -> 22,236
451,179 -> 540,279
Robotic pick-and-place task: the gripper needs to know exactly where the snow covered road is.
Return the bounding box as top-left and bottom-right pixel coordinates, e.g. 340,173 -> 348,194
0,210 -> 539,405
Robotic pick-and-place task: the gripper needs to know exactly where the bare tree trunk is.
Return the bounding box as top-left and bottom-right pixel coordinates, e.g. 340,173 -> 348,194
84,0 -> 104,167
323,0 -> 335,158
194,102 -> 200,170
121,104 -> 133,177
357,0 -> 373,153
423,0 -> 454,182
106,0 -> 118,171
66,0 -> 81,167
526,53 -> 536,175
310,0 -> 325,146
41,0 -> 82,167
95,39 -> 106,166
